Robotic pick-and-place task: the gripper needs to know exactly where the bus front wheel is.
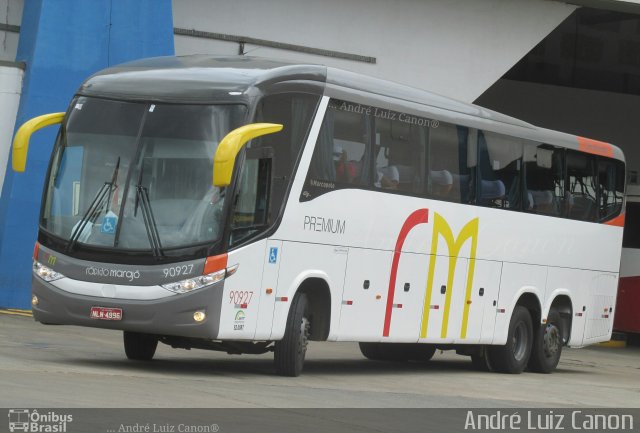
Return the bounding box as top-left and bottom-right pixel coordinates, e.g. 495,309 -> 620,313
528,309 -> 563,373
274,293 -> 310,377
488,306 -> 532,374
123,331 -> 158,361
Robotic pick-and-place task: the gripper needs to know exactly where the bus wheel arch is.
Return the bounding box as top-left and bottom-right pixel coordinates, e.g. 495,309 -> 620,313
548,295 -> 572,345
296,277 -> 332,341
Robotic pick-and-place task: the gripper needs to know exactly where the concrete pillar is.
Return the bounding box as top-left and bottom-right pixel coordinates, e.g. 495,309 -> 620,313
0,0 -> 174,308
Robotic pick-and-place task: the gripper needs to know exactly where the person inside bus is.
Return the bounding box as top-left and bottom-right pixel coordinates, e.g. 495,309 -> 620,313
430,169 -> 454,197
334,143 -> 358,183
375,165 -> 400,189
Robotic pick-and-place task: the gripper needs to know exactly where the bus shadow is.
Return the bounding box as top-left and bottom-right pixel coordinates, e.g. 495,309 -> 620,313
63,355 -> 490,377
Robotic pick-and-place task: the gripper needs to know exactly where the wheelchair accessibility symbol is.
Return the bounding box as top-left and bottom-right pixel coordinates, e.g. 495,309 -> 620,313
268,247 -> 278,264
100,211 -> 118,234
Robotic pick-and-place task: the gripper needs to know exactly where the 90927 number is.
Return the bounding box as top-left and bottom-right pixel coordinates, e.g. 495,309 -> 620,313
229,290 -> 254,305
162,264 -> 194,278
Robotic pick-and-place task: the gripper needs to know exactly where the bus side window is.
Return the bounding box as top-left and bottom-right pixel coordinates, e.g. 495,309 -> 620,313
597,158 -> 624,221
303,99 -> 371,200
477,131 -> 521,210
374,115 -> 427,194
254,93 -> 320,217
427,122 -> 473,203
524,144 -> 564,217
566,151 -> 598,222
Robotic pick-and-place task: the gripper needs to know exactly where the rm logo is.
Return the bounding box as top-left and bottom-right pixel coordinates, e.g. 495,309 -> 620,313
383,209 -> 479,340
47,255 -> 57,266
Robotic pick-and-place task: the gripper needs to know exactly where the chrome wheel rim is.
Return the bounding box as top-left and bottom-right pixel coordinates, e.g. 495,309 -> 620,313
543,323 -> 561,358
512,322 -> 528,362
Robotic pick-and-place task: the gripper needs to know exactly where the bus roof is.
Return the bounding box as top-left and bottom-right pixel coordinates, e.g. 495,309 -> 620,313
78,55 -> 624,162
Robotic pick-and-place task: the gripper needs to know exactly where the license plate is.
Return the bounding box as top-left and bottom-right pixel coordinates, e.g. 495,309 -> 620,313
90,307 -> 123,321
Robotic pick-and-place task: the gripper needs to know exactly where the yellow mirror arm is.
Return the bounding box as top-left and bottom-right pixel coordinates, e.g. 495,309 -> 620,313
12,112 -> 65,172
213,123 -> 283,187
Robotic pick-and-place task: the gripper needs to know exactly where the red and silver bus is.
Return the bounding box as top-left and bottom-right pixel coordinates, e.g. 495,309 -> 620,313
616,188 -> 640,336
13,56 -> 625,376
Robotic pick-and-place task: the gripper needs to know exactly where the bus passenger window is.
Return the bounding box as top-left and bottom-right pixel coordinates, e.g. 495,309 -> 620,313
374,114 -> 427,193
566,151 -> 597,221
598,158 -> 624,221
427,123 -> 473,203
477,131 -> 521,209
524,144 -> 564,216
303,99 -> 371,200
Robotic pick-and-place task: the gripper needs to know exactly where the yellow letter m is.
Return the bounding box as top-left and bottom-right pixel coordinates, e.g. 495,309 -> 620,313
420,213 -> 479,339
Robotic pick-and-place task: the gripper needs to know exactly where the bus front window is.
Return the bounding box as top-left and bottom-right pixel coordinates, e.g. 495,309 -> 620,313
42,97 -> 247,252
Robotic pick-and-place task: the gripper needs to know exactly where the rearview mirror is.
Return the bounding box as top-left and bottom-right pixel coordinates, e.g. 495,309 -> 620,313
213,123 -> 283,187
12,112 -> 65,172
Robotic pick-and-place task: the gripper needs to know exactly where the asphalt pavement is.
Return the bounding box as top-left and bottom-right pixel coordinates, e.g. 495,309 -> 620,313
1,312 -> 639,408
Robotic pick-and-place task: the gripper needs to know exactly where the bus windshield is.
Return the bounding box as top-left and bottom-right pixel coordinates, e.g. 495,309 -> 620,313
42,97 -> 247,252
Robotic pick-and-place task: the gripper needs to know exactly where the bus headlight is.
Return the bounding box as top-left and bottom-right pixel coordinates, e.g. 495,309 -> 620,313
161,269 -> 226,294
33,261 -> 65,282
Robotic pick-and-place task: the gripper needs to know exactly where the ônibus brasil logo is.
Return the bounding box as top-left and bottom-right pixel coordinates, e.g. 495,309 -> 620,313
8,409 -> 73,432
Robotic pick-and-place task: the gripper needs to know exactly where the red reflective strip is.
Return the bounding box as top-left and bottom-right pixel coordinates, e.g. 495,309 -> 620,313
33,242 -> 40,260
393,303 -> 403,309
575,313 -> 583,317
430,305 -> 439,310
240,303 -> 248,309
204,253 -> 228,275
604,212 -> 625,227
344,300 -> 353,305
383,208 -> 429,337
498,308 -> 506,313
577,136 -> 614,158
277,297 -> 288,302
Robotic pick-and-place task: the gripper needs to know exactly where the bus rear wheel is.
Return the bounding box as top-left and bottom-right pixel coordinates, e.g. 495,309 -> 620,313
274,293 -> 310,377
123,331 -> 158,361
488,306 -> 532,374
528,310 -> 563,373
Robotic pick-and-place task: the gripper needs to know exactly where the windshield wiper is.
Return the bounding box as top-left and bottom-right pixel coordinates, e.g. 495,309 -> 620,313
136,184 -> 164,259
132,164 -> 164,258
66,157 -> 120,253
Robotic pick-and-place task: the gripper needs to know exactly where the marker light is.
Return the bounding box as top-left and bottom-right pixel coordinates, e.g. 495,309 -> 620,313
33,261 -> 65,282
193,311 -> 206,322
161,269 -> 226,294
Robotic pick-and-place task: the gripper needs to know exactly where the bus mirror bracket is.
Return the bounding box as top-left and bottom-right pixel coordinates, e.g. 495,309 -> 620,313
12,112 -> 65,172
213,123 -> 283,187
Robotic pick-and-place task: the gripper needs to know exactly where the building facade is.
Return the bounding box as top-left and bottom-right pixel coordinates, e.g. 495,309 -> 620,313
0,0 -> 639,307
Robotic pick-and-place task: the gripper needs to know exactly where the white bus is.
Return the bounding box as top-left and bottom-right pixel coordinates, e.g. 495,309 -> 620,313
13,56 -> 625,376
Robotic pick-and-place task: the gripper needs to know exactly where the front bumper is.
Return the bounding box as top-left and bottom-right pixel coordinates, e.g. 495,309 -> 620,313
32,276 -> 225,339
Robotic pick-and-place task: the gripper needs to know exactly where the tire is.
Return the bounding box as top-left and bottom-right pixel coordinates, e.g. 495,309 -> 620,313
274,293 -> 310,377
359,343 -> 435,362
407,344 -> 436,362
488,306 -> 533,374
528,309 -> 563,373
470,347 -> 492,372
359,342 -> 387,360
123,331 -> 158,361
